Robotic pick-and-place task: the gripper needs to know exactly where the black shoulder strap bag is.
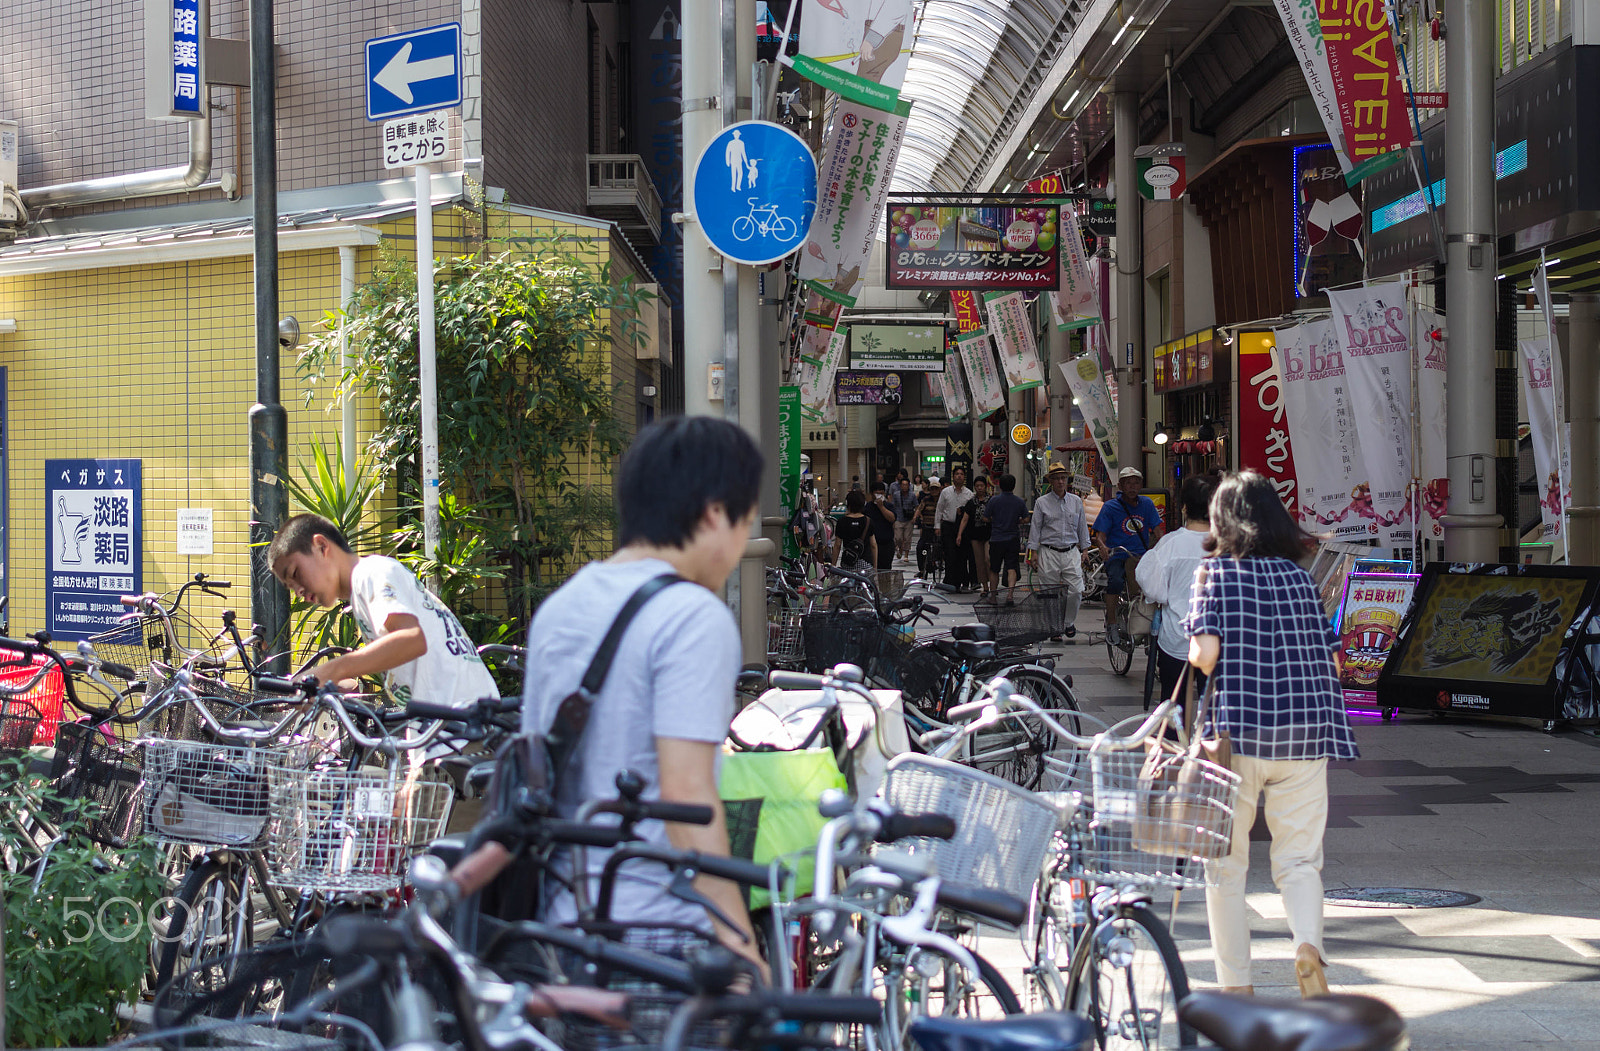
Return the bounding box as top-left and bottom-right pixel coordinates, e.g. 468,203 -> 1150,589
466,572 -> 687,938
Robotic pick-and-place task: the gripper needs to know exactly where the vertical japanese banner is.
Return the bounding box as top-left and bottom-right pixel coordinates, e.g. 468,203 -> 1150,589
46,459 -> 141,641
983,291 -> 1045,391
1329,282 -> 1414,547
798,98 -> 911,298
1278,322 -> 1368,539
1022,174 -> 1099,330
785,0 -> 915,110
1519,336 -> 1570,558
1060,355 -> 1120,473
955,330 -> 1006,418
1317,0 -> 1411,181
779,384 -> 802,556
1235,330 -> 1299,516
799,326 -> 848,421
1268,0 -> 1352,173
1414,307 -> 1449,543
940,349 -> 971,420
951,289 -> 984,334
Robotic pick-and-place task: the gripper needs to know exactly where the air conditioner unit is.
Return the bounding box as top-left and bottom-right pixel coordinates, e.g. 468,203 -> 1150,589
636,284 -> 675,367
0,120 -> 17,223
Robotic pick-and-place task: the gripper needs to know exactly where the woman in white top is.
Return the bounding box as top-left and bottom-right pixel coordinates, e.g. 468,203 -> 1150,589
1135,474 -> 1216,702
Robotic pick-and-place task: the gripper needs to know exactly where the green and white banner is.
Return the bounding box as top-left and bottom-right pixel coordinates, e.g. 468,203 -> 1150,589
798,97 -> 910,297
798,325 -> 849,421
983,290 -> 1044,391
940,348 -> 970,421
1049,209 -> 1100,332
955,330 -> 1006,419
779,384 -> 803,555
1060,354 -> 1118,472
784,0 -> 915,110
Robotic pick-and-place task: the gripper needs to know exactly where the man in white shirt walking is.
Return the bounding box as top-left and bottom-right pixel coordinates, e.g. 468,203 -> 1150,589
935,466 -> 973,588
1027,463 -> 1090,638
1136,474 -> 1215,704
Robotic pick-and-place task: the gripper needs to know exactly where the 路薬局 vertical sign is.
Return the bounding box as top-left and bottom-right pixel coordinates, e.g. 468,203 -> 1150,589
47,460 -> 141,641
171,0 -> 203,116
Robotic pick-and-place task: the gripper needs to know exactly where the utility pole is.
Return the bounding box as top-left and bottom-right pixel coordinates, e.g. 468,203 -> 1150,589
1440,0 -> 1502,561
681,0 -> 722,416
249,0 -> 289,669
1113,91 -> 1144,479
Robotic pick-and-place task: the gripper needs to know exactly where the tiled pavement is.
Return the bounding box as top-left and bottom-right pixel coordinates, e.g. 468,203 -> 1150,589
900,566 -> 1600,1049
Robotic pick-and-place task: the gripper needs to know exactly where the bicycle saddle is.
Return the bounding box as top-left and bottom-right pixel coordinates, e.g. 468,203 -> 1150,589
907,1012 -> 1093,1051
953,623 -> 995,642
1179,992 -> 1406,1051
931,637 -> 996,661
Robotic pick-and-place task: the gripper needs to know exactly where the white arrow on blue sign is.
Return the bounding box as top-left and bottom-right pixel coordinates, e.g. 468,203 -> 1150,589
366,23 -> 463,122
693,121 -> 818,267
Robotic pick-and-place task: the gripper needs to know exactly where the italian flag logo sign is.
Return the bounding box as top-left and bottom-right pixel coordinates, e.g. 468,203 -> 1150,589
1135,147 -> 1186,201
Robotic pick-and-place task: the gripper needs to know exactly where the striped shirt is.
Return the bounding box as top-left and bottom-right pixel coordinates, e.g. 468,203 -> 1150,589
1184,556 -> 1359,761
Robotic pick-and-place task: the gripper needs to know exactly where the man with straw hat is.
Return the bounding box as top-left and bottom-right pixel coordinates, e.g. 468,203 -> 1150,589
1026,461 -> 1090,638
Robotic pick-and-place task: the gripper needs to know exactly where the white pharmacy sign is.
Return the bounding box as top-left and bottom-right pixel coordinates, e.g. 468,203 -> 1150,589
383,111 -> 451,170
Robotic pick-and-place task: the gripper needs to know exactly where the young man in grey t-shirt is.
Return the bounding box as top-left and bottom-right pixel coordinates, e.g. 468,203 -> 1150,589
523,417 -> 764,974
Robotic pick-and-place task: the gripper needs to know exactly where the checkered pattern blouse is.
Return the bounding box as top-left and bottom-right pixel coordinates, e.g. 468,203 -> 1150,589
1184,556 -> 1359,761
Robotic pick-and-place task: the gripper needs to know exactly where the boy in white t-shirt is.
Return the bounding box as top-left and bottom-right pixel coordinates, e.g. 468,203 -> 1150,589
267,514 -> 498,709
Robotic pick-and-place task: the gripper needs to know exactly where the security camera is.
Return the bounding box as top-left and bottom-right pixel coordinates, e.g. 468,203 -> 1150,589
278,316 -> 301,351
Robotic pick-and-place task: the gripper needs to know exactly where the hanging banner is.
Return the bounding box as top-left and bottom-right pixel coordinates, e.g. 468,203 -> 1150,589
1519,336 -> 1570,557
884,197 -> 1060,291
798,98 -> 910,297
1022,174 -> 1099,331
1060,355 -> 1119,473
1329,282 -> 1413,547
1278,322 -> 1369,540
1235,330 -> 1299,516
1318,0 -> 1411,182
983,291 -> 1045,391
951,289 -> 984,334
955,330 -> 1006,419
1269,0 -> 1353,174
785,0 -> 915,110
940,349 -> 970,421
798,325 -> 849,421
1414,307 -> 1448,543
779,384 -> 802,556
834,370 -> 904,405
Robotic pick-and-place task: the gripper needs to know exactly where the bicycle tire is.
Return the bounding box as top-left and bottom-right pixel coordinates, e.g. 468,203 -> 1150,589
1106,611 -> 1135,677
153,857 -> 252,998
1065,903 -> 1196,1050
963,666 -> 1081,789
883,944 -> 1023,1048
1025,874 -> 1085,1011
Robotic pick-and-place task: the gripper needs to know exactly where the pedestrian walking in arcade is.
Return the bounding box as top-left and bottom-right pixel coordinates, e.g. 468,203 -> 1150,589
915,477 -> 942,577
833,490 -> 877,573
985,473 -> 1027,595
1094,466 -> 1163,645
1185,469 -> 1359,998
1027,463 -> 1090,637
936,466 -> 974,588
956,475 -> 994,596
868,481 -> 898,572
889,474 -> 919,560
1136,473 -> 1216,704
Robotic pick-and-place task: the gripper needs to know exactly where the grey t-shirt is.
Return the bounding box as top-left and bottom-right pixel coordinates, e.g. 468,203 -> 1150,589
521,558 -> 739,929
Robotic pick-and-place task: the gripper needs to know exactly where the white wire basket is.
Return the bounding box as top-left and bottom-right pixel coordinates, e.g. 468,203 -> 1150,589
878,752 -> 1064,904
265,765 -> 453,892
141,739 -> 285,848
1044,744 -> 1241,889
767,607 -> 805,664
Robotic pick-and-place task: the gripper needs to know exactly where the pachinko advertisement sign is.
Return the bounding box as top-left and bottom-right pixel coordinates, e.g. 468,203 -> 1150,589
884,196 -> 1061,291
1337,572 -> 1419,693
798,98 -> 909,300
983,290 -> 1045,391
1234,329 -> 1298,516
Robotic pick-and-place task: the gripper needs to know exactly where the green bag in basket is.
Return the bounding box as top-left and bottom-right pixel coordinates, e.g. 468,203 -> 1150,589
720,747 -> 848,910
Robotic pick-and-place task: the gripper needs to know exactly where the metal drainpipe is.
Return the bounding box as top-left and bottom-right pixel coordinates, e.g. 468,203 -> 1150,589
19,112 -> 213,211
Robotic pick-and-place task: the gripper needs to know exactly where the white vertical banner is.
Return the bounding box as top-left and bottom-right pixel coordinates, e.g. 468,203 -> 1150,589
1413,307 -> 1449,545
1267,0 -> 1352,174
955,330 -> 1006,419
798,98 -> 910,295
786,0 -> 915,110
1050,212 -> 1100,330
798,325 -> 848,421
1277,322 -> 1370,540
1519,336 -> 1570,558
1329,282 -> 1414,548
940,349 -> 970,421
1060,355 -> 1120,473
983,291 -> 1045,391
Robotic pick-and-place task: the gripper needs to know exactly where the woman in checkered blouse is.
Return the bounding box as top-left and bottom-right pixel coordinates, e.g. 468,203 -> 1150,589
1184,470 -> 1359,1000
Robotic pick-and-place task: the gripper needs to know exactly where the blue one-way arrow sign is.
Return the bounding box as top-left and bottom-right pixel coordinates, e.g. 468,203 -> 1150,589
366,24 -> 463,122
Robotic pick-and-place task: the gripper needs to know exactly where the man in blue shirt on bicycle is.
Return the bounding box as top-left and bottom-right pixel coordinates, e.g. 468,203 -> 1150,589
1093,466 -> 1164,646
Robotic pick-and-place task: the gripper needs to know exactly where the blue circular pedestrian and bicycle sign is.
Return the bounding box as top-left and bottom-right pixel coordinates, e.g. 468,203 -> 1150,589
693,120 -> 818,266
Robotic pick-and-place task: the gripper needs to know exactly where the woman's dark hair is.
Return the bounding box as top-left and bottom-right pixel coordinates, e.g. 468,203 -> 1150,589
846,489 -> 866,512
1180,474 -> 1215,522
617,417 -> 764,548
998,473 -> 1016,492
1205,470 -> 1314,559
871,480 -> 886,494
973,476 -> 990,490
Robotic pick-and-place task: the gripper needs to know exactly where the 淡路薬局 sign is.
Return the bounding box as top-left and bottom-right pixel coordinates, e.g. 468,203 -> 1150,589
47,459 -> 141,641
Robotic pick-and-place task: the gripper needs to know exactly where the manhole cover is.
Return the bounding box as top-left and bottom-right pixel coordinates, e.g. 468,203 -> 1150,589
1323,887 -> 1482,909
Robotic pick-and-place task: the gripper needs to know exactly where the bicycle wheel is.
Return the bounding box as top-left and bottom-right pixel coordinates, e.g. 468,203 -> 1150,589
153,856 -> 252,997
882,945 -> 1022,1049
1106,608 -> 1135,677
963,667 -> 1081,789
1025,873 -> 1086,1011
1065,903 -> 1196,1049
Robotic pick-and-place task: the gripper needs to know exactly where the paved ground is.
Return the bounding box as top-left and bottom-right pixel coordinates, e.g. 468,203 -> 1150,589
898,564 -> 1600,1049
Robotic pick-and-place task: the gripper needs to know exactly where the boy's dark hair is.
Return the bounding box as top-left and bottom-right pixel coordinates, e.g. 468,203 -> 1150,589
846,489 -> 866,512
1180,474 -> 1215,522
268,513 -> 351,569
1205,470 -> 1314,560
616,416 -> 764,548
998,474 -> 1016,492
871,480 -> 886,493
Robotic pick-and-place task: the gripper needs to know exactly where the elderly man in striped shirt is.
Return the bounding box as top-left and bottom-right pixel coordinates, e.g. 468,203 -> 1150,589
1026,463 -> 1091,639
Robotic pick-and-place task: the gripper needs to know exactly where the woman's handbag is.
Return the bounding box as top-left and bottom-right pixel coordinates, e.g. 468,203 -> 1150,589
1131,666 -> 1238,860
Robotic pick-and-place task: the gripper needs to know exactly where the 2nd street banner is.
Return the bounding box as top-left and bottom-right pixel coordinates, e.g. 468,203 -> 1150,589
798,98 -> 909,299
1414,307 -> 1449,542
1318,0 -> 1411,181
983,291 -> 1045,391
1277,321 -> 1369,540
1022,174 -> 1099,331
1520,335 -> 1571,557
955,330 -> 1006,419
1329,282 -> 1414,547
1060,355 -> 1119,473
785,0 -> 915,110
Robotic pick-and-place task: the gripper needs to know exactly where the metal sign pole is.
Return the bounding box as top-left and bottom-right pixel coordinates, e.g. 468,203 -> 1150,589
416,162 -> 440,561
